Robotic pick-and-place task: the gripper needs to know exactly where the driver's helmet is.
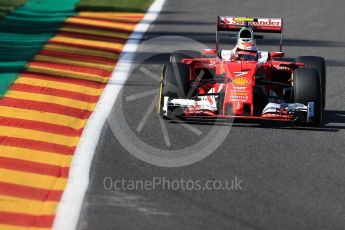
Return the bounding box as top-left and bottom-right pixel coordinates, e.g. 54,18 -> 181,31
235,27 -> 257,52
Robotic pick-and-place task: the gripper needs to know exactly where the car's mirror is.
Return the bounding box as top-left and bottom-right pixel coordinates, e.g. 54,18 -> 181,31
270,52 -> 284,58
202,49 -> 217,55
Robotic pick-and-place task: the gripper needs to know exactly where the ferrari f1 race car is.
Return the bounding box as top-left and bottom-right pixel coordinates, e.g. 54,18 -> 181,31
158,16 -> 326,126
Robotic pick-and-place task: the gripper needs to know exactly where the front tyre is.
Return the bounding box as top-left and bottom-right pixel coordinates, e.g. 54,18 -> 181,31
162,62 -> 190,98
158,62 -> 191,119
293,68 -> 322,126
296,56 -> 326,110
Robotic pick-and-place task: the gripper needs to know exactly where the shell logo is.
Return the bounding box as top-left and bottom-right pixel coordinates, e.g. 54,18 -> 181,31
233,77 -> 251,86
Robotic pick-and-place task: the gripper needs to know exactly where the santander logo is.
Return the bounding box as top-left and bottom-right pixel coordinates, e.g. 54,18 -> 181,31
229,17 -> 281,27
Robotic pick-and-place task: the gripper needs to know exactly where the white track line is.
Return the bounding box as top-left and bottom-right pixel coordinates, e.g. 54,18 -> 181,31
53,0 -> 166,229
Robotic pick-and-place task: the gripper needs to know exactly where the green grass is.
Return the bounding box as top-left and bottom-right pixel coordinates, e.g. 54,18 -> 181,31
77,0 -> 154,12
0,0 -> 78,96
0,0 -> 26,18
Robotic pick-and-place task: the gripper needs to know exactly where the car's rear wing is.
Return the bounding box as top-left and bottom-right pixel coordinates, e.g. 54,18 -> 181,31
216,16 -> 284,51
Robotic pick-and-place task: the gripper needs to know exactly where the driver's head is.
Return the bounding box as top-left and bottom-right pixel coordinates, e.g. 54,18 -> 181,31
236,27 -> 257,52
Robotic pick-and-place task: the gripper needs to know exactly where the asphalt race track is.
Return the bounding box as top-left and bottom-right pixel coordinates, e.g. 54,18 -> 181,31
78,0 -> 345,229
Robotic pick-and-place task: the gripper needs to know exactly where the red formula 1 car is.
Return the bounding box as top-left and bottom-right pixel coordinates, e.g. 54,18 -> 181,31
158,16 -> 326,126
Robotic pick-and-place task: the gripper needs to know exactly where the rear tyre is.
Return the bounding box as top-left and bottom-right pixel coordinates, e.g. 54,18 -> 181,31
296,56 -> 326,110
170,50 -> 201,63
293,68 -> 322,126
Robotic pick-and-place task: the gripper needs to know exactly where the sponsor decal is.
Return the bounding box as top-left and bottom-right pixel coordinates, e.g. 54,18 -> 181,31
231,92 -> 248,96
273,65 -> 291,71
208,60 -> 217,68
233,77 -> 251,86
229,90 -> 250,102
233,71 -> 248,77
230,95 -> 249,101
227,17 -> 282,27
195,61 -> 216,69
233,86 -> 246,90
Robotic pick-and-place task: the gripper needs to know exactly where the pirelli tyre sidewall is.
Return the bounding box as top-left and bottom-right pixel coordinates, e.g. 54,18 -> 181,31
158,65 -> 166,117
293,68 -> 322,126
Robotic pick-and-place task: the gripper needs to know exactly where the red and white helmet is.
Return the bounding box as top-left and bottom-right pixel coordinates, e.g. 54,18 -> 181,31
235,27 -> 257,52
